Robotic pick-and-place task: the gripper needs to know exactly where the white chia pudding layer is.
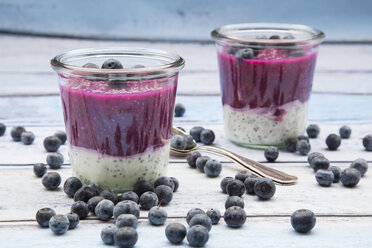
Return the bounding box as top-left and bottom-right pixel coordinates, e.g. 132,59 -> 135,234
69,142 -> 170,192
223,100 -> 309,146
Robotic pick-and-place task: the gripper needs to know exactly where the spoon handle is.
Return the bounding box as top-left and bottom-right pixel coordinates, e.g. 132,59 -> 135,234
197,145 -> 297,185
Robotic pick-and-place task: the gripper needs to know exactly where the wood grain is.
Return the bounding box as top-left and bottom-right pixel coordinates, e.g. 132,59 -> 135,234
1,217 -> 372,247
0,161 -> 371,221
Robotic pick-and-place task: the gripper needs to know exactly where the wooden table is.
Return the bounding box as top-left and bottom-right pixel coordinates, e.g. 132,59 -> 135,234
0,34 -> 371,247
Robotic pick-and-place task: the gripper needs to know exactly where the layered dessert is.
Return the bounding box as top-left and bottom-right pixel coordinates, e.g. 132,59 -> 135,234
217,47 -> 317,146
59,75 -> 178,192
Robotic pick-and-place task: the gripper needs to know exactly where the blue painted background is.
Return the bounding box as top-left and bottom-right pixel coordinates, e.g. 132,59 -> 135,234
0,0 -> 371,41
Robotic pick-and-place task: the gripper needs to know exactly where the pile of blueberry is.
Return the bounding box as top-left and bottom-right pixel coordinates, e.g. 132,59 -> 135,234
36,208 -> 79,235
308,152 -> 367,187
221,170 -> 276,201
171,126 -> 216,151
186,151 -> 222,177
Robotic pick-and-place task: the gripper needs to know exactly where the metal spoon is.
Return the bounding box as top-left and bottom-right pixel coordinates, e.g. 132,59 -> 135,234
171,127 -> 297,185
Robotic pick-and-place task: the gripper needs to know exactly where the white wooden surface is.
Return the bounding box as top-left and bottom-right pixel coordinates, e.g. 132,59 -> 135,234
0,34 -> 371,247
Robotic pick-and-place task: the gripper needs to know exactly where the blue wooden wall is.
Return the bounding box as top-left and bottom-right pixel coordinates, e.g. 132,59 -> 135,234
0,0 -> 371,41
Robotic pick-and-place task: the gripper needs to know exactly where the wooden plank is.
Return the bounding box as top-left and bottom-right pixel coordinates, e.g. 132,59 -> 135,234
1,217 -> 372,247
0,0 -> 372,41
0,121 -> 371,164
0,35 -> 371,74
2,71 -> 372,96
0,162 -> 371,221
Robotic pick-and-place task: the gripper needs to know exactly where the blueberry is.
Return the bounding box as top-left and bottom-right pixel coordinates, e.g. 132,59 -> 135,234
189,213 -> 212,232
269,35 -> 281,39
74,186 -> 97,203
174,103 -> 186,117
176,126 -> 186,133
133,179 -> 154,197
49,214 -> 69,235
329,166 -> 342,183
54,130 -> 67,145
66,213 -> 79,229
21,131 -> 35,145
89,183 -> 104,195
315,169 -> 334,187
206,208 -> 221,225
116,214 -> 138,229
119,191 -> 139,203
291,209 -> 316,233
296,140 -> 311,155
186,208 -> 205,225
100,190 -> 119,205
170,177 -> 179,192
363,135 -> 372,151
63,177 -> 83,198
114,226 -> 138,248
154,185 -> 173,205
341,168 -> 361,187
185,135 -> 195,150
101,225 -> 117,245
36,208 -> 56,227
204,159 -> 222,177
350,158 -> 368,177
154,176 -> 175,191
297,135 -> 310,143
42,172 -> 61,190
195,156 -> 210,172
187,225 -> 209,247
200,129 -> 215,145
71,201 -> 89,219
226,179 -> 245,197
83,63 -> 99,69
148,206 -> 167,226
306,124 -> 320,138
87,196 -> 104,213
33,163 -> 47,177
189,126 -> 204,142
264,146 -> 279,162
225,196 -> 244,209
11,126 -> 25,141
338,125 -> 351,139
227,46 -> 240,55
283,34 -> 295,39
43,136 -> 61,152
244,176 -> 257,195
95,199 -> 114,221
234,170 -> 251,182
285,137 -> 297,152
0,123 -> 6,136
139,191 -> 158,210
171,135 -> 187,150
307,152 -> 324,165
235,48 -> 254,60
165,223 -> 187,244
46,152 -> 64,169
311,156 -> 330,172
326,134 -> 341,150
187,151 -> 201,168
102,59 -> 123,69
114,200 -> 140,219
254,178 -> 276,200
220,177 -> 233,193
224,206 -> 247,228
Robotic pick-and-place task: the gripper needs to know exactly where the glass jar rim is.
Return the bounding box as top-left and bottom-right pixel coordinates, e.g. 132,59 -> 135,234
211,23 -> 325,48
50,47 -> 185,80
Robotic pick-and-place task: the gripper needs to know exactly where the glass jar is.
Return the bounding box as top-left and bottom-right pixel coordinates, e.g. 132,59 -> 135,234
211,23 -> 324,148
51,47 -> 184,192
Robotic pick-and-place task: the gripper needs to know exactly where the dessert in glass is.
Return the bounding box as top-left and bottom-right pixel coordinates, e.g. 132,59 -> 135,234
211,23 -> 324,148
51,47 -> 184,192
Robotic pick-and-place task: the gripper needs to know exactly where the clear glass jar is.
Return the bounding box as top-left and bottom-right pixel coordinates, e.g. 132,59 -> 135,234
211,23 -> 324,148
51,47 -> 184,192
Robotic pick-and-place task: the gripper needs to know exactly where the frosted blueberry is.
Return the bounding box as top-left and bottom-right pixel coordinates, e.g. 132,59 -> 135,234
71,201 -> 89,219
204,159 -> 222,177
350,158 -> 368,177
225,196 -> 244,209
254,178 -> 276,200
306,124 -> 320,138
43,136 -> 61,152
326,134 -> 341,150
291,209 -> 316,233
315,169 -> 334,187
264,146 -> 279,162
187,225 -> 209,247
148,206 -> 167,226
95,199 -> 114,221
224,206 -> 246,228
341,168 -> 361,187
49,214 -> 69,235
